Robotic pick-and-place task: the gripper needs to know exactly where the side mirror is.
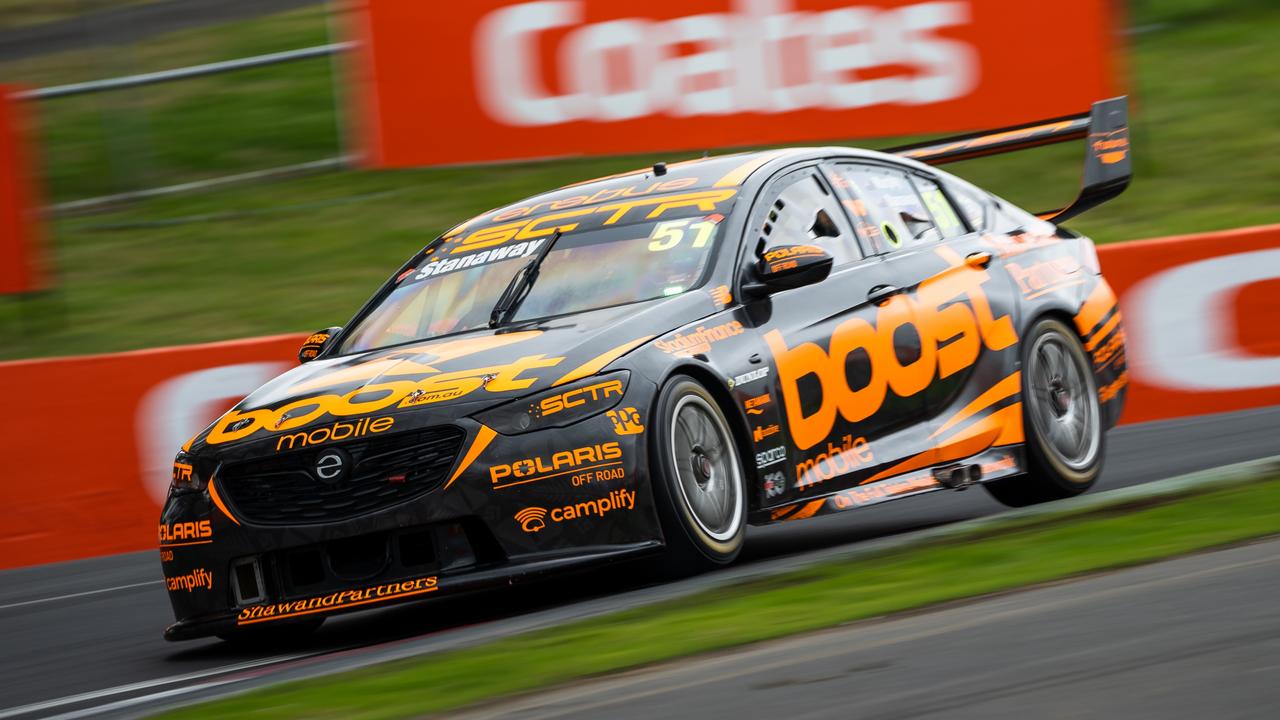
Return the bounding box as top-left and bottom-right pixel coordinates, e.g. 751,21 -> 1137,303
744,244 -> 834,297
298,327 -> 342,364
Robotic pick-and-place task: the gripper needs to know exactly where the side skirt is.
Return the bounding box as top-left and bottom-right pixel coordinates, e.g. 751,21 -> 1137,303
749,446 -> 1025,525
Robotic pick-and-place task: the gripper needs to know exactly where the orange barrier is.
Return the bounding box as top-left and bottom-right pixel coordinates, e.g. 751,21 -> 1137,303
351,0 -> 1121,166
0,223 -> 1277,569
1097,224 -> 1280,424
0,85 -> 47,294
0,335 -> 301,568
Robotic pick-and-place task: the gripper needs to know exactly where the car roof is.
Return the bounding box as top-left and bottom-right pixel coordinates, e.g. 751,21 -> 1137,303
440,146 -> 924,240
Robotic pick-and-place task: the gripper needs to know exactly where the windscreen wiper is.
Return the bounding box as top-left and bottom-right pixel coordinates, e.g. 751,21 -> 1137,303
488,230 -> 562,328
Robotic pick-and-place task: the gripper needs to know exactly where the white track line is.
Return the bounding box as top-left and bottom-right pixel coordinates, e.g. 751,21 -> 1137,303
41,678 -> 245,720
0,653 -> 314,719
0,580 -> 162,611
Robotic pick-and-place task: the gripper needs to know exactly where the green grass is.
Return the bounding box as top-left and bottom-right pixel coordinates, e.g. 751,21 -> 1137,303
0,0 -> 1278,360
0,6 -> 338,202
162,475 -> 1280,720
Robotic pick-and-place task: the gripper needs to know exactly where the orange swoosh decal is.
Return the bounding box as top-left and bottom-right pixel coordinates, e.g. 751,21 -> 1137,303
1085,313 -> 1121,352
861,404 -> 1022,486
1074,280 -> 1117,336
931,372 -> 1021,439
553,336 -> 653,387
785,500 -> 826,522
713,150 -> 792,188
208,478 -> 240,526
445,425 -> 497,490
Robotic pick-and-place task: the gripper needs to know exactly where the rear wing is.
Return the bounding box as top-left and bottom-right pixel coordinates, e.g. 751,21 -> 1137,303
886,96 -> 1131,224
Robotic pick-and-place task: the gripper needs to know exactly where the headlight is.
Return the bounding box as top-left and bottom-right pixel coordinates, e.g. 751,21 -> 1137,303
171,451 -> 206,492
474,371 -> 629,435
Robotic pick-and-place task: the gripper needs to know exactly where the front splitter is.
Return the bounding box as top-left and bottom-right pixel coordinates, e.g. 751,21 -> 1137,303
164,542 -> 662,641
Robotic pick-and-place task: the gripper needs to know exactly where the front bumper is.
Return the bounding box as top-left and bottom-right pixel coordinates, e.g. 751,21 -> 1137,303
163,541 -> 659,641
159,380 -> 664,640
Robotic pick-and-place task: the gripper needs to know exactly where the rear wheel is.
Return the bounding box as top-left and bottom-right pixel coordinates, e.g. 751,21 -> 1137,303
649,376 -> 746,575
985,317 -> 1104,507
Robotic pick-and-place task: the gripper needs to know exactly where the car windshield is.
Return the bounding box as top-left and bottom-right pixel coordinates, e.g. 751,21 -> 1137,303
339,210 -> 731,354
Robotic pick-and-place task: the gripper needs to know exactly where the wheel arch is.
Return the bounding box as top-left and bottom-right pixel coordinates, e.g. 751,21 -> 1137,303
652,362 -> 761,510
1019,296 -> 1123,429
1022,307 -> 1082,344
1014,269 -> 1102,347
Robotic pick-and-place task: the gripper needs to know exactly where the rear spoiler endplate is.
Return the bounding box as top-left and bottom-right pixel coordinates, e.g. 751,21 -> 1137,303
886,96 -> 1131,224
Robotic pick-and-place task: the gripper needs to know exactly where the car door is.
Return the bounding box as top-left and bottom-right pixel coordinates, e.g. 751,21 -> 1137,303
736,165 -> 929,502
825,161 -> 1021,453
916,174 -> 1025,426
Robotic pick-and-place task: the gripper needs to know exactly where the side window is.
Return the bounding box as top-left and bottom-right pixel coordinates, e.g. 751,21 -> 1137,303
756,171 -> 861,267
991,197 -> 1057,236
831,164 -> 940,252
946,180 -> 990,232
910,176 -> 966,239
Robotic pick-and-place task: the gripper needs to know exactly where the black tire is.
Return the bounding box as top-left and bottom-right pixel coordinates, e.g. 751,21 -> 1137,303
985,317 -> 1105,507
649,376 -> 747,575
216,617 -> 324,645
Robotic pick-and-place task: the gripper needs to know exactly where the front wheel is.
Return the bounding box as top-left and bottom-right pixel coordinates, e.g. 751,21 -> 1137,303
985,317 -> 1104,507
649,376 -> 747,575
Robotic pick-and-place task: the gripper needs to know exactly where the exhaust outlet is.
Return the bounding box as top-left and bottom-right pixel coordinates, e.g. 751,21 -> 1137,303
933,463 -> 980,490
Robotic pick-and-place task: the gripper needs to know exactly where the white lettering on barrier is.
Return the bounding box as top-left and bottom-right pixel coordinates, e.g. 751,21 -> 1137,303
475,0 -> 976,126
1125,247 -> 1280,391
136,362 -> 289,505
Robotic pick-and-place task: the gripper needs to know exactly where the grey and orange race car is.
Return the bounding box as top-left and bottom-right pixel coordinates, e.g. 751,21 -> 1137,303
161,98 -> 1131,641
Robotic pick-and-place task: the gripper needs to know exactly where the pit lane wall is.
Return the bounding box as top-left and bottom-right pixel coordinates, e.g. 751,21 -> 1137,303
2,225 -> 1278,569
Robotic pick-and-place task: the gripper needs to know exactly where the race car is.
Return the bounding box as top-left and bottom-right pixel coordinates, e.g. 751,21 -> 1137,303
160,98 -> 1131,641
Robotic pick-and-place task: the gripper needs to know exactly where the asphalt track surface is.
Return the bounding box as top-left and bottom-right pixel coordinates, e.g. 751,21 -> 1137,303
457,538 -> 1280,720
1,405 -> 1278,718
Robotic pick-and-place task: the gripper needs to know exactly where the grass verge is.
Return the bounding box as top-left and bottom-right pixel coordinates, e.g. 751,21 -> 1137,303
163,474 -> 1280,720
0,5 -> 336,202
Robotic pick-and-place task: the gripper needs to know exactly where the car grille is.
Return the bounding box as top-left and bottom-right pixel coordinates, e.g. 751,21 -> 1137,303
218,426 -> 466,525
